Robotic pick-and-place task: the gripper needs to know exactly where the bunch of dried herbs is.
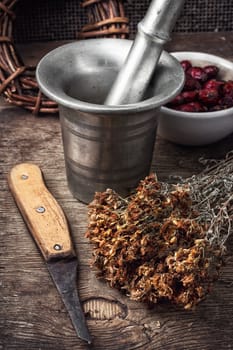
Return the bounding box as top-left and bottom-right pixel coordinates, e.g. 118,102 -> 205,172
86,151 -> 233,309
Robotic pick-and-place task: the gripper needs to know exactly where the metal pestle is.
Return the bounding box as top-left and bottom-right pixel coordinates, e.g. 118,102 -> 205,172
105,0 -> 185,106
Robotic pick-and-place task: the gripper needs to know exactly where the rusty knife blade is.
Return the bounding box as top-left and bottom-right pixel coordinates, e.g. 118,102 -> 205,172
47,258 -> 91,344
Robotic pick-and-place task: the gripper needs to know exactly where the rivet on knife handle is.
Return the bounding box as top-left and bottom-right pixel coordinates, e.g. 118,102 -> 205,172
8,163 -> 75,261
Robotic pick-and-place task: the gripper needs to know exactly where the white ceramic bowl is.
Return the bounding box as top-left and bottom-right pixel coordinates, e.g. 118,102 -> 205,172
158,52 -> 233,146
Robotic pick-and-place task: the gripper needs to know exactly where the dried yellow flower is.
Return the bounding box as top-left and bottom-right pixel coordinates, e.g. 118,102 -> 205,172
86,174 -> 225,309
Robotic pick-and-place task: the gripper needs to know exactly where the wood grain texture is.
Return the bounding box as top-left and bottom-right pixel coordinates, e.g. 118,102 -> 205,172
1,33 -> 233,350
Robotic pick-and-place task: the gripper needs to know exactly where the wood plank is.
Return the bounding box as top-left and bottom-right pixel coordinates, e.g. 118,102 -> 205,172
1,33 -> 233,350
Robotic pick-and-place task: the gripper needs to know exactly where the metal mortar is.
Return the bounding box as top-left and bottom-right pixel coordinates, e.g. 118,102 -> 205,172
36,39 -> 184,204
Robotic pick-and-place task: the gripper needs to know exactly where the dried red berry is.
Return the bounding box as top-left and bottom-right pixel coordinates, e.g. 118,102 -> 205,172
175,102 -> 206,112
198,88 -> 219,106
181,60 -> 192,72
167,59 -> 233,113
168,94 -> 185,107
219,95 -> 233,109
187,67 -> 208,82
182,90 -> 198,103
203,79 -> 224,93
203,65 -> 219,79
168,90 -> 198,107
222,80 -> 233,97
209,105 -> 222,112
184,75 -> 202,91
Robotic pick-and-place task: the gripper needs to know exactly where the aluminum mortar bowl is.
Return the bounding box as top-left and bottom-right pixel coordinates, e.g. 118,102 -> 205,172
36,39 -> 184,203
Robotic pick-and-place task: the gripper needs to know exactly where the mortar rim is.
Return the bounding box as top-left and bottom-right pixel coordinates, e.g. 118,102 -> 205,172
36,38 -> 185,114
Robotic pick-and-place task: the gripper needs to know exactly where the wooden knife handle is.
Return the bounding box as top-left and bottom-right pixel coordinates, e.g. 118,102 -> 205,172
8,163 -> 75,262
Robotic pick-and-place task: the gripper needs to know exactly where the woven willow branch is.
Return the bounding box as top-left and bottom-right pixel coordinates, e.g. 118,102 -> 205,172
0,0 -> 58,114
0,0 -> 129,115
78,0 -> 129,39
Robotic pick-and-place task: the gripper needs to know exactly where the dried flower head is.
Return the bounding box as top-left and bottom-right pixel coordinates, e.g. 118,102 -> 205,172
86,152 -> 233,309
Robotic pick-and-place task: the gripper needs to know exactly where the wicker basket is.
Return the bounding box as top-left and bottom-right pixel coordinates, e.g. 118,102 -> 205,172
79,0 -> 129,39
0,0 -> 129,115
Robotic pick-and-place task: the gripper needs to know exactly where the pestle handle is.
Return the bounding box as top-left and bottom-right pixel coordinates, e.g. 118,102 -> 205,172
105,0 -> 185,106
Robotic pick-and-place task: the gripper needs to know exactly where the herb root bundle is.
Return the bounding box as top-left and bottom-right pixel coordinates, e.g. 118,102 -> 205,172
86,152 -> 233,309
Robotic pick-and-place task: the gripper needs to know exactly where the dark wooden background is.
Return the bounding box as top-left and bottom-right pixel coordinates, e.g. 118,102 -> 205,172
1,33 -> 233,349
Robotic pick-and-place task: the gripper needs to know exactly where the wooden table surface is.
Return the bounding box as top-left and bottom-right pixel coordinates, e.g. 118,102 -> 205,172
1,33 -> 233,350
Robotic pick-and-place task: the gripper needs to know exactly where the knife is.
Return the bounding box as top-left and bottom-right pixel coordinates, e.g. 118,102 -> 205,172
8,163 -> 92,345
